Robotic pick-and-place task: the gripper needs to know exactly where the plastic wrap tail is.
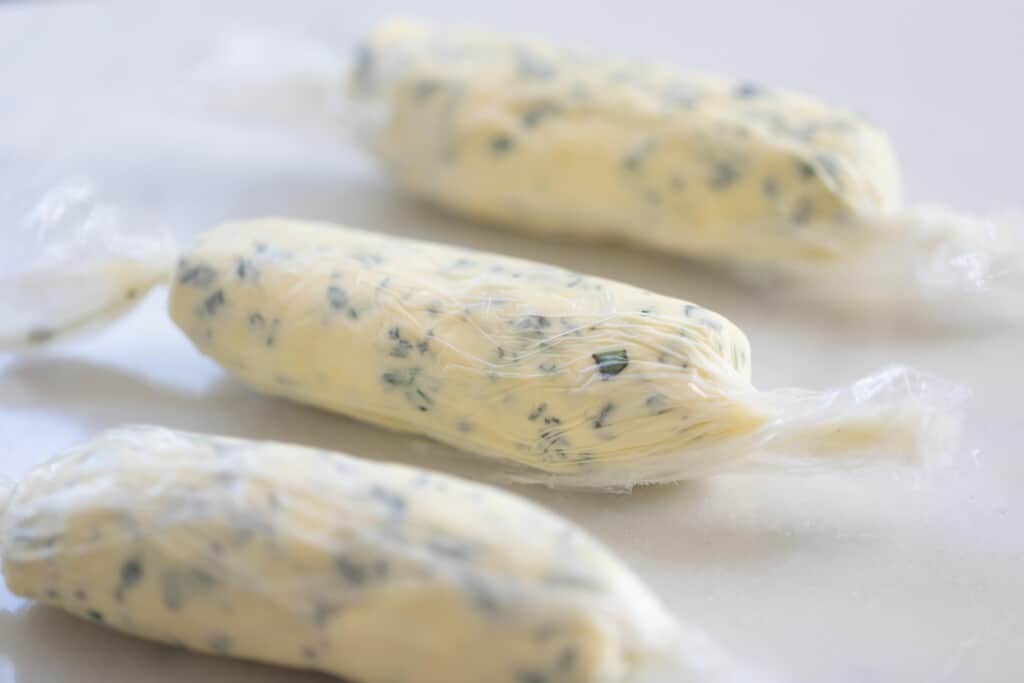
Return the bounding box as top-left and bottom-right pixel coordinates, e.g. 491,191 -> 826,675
750,364 -> 967,473
0,179 -> 176,350
775,205 -> 1024,325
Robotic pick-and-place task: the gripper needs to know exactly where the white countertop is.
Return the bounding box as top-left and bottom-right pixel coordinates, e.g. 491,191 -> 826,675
1,2 -> 1022,682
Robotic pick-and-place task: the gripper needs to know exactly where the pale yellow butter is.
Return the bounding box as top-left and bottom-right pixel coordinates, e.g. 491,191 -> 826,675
1,426 -> 695,683
168,219 -> 765,487
349,19 -> 903,263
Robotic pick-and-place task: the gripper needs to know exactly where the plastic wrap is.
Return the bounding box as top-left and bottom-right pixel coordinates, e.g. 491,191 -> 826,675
0,195 -> 965,490
0,426 -> 743,683
0,177 -> 176,349
168,217 -> 965,491
201,19 -> 1023,324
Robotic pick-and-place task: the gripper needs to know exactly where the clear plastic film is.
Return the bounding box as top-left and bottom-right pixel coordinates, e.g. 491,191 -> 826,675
0,176 -> 176,350
0,426 -> 744,683
0,189 -> 966,490
0,479 -> 12,520
730,205 -> 1024,326
198,19 -> 1024,325
166,217 -> 966,491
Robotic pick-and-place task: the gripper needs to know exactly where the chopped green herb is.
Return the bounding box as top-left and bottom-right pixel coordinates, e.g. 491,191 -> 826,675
381,368 -> 419,386
491,134 -> 514,154
522,101 -> 560,128
708,162 -> 739,189
120,559 -> 143,590
178,264 -> 217,288
203,290 -> 225,316
414,79 -> 442,100
336,556 -> 368,585
734,82 -> 764,98
558,647 -> 578,672
593,402 -> 615,429
621,139 -> 655,172
592,350 -> 628,377
409,388 -> 433,411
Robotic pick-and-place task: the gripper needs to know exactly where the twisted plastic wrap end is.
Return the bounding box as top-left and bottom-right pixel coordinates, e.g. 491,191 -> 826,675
773,205 -> 1024,326
0,179 -> 176,351
753,365 -> 968,473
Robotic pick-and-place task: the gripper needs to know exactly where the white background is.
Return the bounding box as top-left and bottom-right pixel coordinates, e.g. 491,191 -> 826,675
1,1 -> 1022,681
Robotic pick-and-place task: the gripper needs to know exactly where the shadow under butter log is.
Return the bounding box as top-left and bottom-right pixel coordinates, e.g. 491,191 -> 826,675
0,606 -> 337,683
0,354 -> 497,482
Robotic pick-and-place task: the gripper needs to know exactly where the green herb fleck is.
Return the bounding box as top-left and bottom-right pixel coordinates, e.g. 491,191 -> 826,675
203,290 -> 225,316
734,82 -> 764,98
621,139 -> 655,172
491,134 -> 514,154
592,350 -> 628,377
415,79 -> 442,100
120,559 -> 143,590
178,264 -> 217,288
382,368 -> 418,386
708,162 -> 740,189
593,402 -> 615,429
522,102 -> 560,128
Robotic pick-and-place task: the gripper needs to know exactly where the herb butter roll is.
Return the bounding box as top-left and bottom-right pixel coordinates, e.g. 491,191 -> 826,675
347,19 -> 902,264
203,20 -> 1023,321
0,426 -> 737,682
167,219 -> 957,489
1,196 -> 963,489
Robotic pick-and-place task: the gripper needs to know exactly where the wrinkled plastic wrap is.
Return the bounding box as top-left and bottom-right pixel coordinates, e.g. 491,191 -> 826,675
169,218 -> 965,490
0,186 -> 966,489
201,19 -> 1024,324
0,177 -> 176,349
0,426 -> 743,683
